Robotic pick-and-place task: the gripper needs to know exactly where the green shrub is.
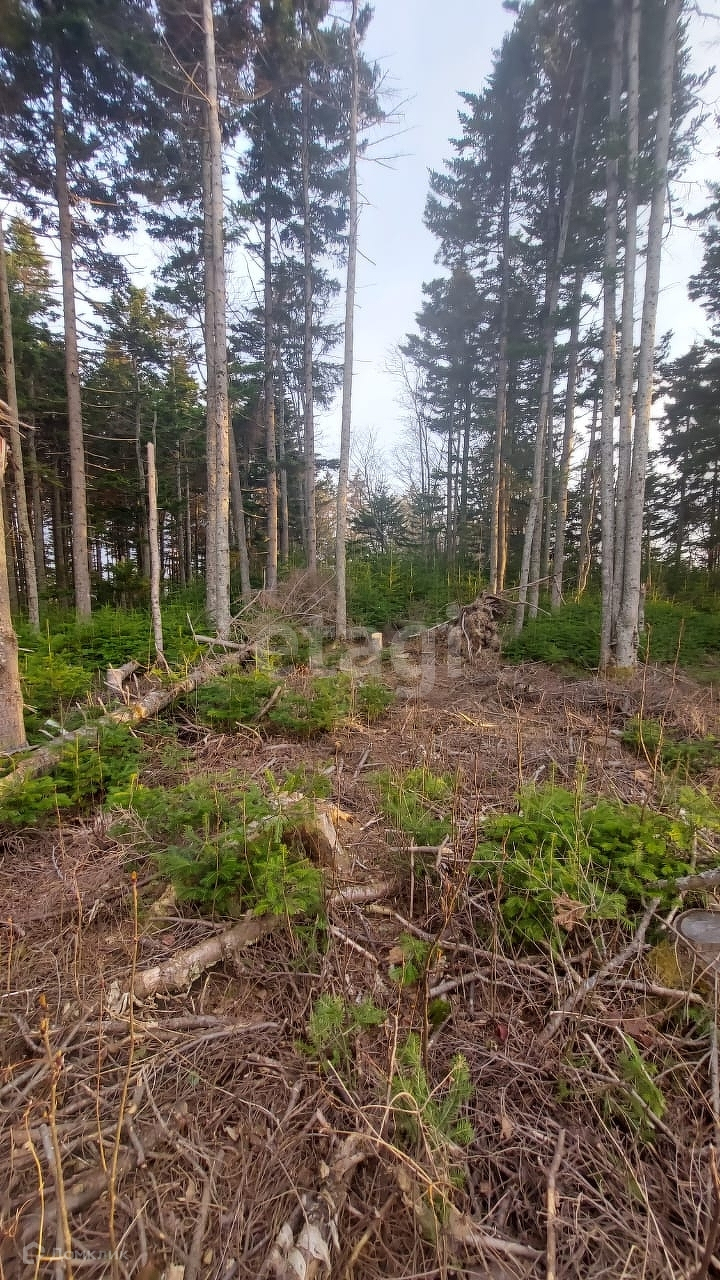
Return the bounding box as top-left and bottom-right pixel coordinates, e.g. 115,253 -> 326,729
111,775 -> 322,918
305,994 -> 386,1072
372,767 -> 455,846
473,783 -> 694,950
391,1033 -> 474,1152
191,671 -> 279,729
0,724 -> 143,827
623,717 -> 720,777
193,671 -> 394,739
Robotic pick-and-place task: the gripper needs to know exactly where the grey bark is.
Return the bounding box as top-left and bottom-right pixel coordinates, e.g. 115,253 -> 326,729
514,52 -> 591,635
615,0 -> 683,668
0,214 -> 39,627
551,269 -> 583,609
52,48 -> 92,618
489,175 -> 511,594
146,442 -> 164,663
229,424 -> 252,600
264,174 -> 279,594
612,0 -> 640,629
202,0 -> 231,637
334,0 -> 359,641
598,0 -> 624,669
26,421 -> 46,595
0,442 -> 26,750
301,20 -> 318,573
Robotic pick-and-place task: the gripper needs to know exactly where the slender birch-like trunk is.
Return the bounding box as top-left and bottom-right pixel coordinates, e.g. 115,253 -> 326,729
612,0 -> 640,627
0,442 -> 25,750
514,52 -> 590,635
277,365 -> 290,566
551,268 -> 583,609
334,0 -> 359,641
0,213 -> 39,627
202,131 -> 218,621
263,175 -> 278,594
146,442 -> 165,664
615,0 -> 683,668
489,175 -> 511,594
202,0 -> 231,636
301,16 -> 318,572
598,0 -> 624,668
229,425 -> 252,600
52,48 -> 92,618
27,422 -> 46,595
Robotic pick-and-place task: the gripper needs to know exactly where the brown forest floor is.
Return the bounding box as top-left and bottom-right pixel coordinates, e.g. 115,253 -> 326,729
2,654 -> 720,1280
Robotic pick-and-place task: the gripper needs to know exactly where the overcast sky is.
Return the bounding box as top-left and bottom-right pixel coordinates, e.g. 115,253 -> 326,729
317,0 -> 720,465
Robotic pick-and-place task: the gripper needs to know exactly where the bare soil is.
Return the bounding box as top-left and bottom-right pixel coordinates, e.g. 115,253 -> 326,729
2,656 -> 720,1280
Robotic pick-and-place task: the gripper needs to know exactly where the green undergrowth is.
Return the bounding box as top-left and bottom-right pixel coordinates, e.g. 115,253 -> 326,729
111,772 -> 324,917
473,783 -> 699,950
304,994 -> 386,1073
372,767 -> 456,846
623,717 -> 720,777
17,603 -> 205,741
347,554 -> 478,631
503,598 -> 720,673
191,670 -> 394,738
0,724 -> 143,827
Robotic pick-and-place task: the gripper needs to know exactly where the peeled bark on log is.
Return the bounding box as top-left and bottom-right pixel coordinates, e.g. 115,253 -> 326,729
261,1135 -> 365,1280
106,660 -> 140,703
133,914 -> 279,999
134,880 -> 399,999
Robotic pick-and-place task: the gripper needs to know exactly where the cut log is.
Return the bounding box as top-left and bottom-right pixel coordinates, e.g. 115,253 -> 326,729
106,660 -> 140,703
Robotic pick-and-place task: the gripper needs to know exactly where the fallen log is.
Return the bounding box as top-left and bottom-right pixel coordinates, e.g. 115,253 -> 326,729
133,879 -> 400,998
0,650 -> 251,804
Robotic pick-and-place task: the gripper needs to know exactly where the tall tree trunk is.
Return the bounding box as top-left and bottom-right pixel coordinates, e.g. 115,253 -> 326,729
489,174 -> 511,594
175,441 -> 186,589
577,388 -> 600,597
514,51 -> 591,635
26,421 -> 46,596
301,20 -> 318,573
615,0 -> 683,668
540,385 -> 555,589
445,409 -> 455,564
334,0 -> 359,641
263,173 -> 279,594
202,0 -> 231,637
0,213 -> 39,628
133,361 -> 151,580
202,132 -> 218,622
146,442 -> 164,664
51,469 -> 69,597
229,424 -> 252,600
598,0 -> 624,667
551,268 -> 583,608
612,0 -> 640,628
2,486 -> 18,614
0,444 -> 26,750
52,48 -> 92,618
277,365 -> 290,567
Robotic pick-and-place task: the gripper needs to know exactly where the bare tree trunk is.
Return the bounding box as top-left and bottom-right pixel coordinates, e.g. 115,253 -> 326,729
202,133 -> 218,621
301,22 -> 317,573
175,441 -> 186,589
0,214 -> 39,628
577,391 -> 600,597
489,175 -> 511,594
2,487 -> 19,613
0,444 -> 26,750
133,362 -> 151,580
277,366 -> 290,567
334,0 -> 359,641
146,442 -> 165,664
615,0 -> 682,668
186,472 -> 193,583
539,390 -> 555,594
51,469 -> 69,597
445,410 -> 455,564
202,0 -> 231,637
229,423 -> 252,600
263,169 -> 279,594
514,51 -> 591,635
551,268 -> 583,609
52,48 -> 92,619
598,0 -> 624,668
612,0 -> 640,628
26,421 -> 46,596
